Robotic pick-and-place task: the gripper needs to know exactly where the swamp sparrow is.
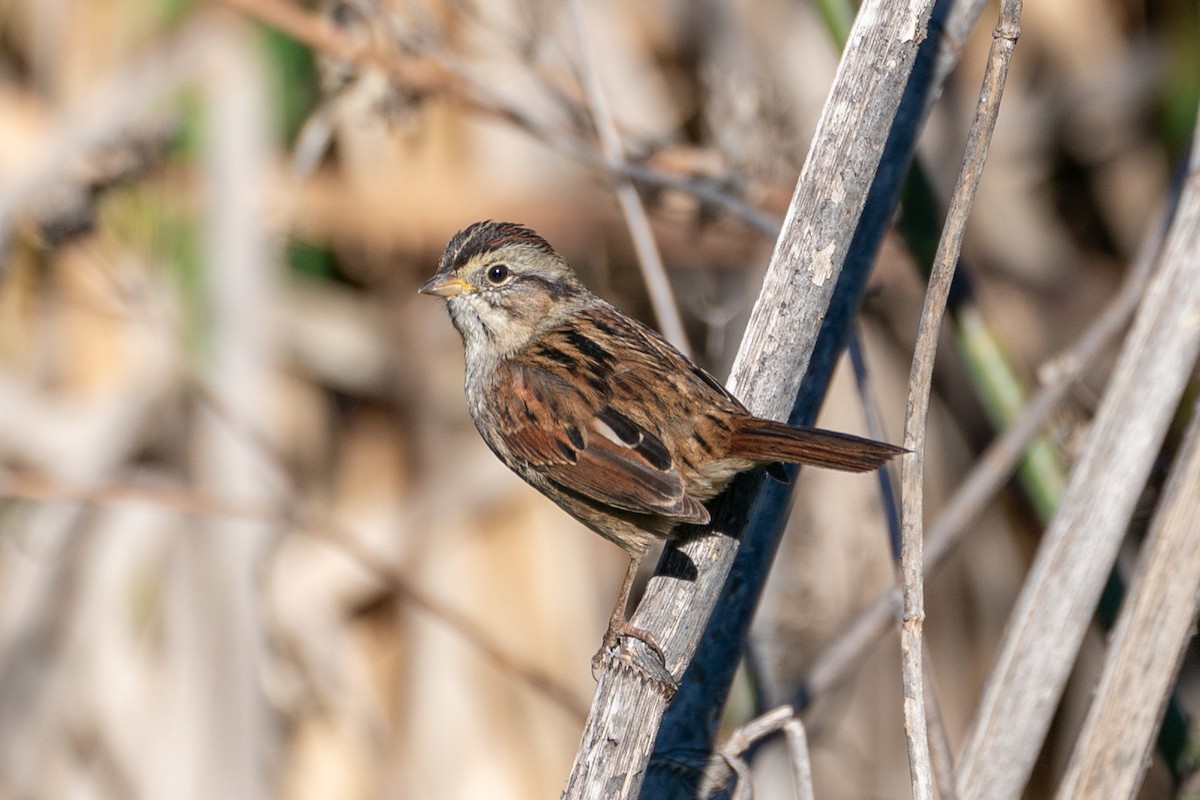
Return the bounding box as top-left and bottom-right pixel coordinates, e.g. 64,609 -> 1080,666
420,221 -> 903,664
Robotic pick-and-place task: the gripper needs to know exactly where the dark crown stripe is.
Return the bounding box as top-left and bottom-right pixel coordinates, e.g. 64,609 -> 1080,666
444,220 -> 555,272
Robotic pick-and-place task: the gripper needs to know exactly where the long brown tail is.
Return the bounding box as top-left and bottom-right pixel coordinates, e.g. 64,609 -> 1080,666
729,417 -> 906,472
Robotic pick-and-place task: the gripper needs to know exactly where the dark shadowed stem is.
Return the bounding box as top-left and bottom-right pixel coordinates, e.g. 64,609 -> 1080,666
566,0 -> 689,354
899,5 -> 1019,797
848,329 -> 902,559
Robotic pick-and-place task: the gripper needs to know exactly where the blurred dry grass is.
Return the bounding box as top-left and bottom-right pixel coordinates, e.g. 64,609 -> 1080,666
0,0 -> 1196,798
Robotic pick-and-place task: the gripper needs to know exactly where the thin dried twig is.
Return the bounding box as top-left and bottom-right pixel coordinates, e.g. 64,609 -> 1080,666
566,0 -> 689,354
898,4 -> 1020,797
780,716 -> 816,800
716,706 -> 815,800
217,0 -> 780,235
0,473 -> 278,521
216,0 -> 448,93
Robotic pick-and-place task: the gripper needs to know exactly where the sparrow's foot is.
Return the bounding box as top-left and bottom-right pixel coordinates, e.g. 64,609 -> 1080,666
591,617 -> 676,694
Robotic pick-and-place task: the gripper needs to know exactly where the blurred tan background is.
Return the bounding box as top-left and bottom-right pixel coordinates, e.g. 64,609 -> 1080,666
0,0 -> 1195,797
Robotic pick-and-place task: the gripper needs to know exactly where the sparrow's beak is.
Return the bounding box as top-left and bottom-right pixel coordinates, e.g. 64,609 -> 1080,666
418,273 -> 474,298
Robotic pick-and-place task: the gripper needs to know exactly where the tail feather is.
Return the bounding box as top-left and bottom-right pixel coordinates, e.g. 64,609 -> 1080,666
729,418 -> 906,473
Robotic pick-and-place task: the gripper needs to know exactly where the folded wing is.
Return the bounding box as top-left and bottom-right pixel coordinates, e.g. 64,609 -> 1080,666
498,365 -> 710,524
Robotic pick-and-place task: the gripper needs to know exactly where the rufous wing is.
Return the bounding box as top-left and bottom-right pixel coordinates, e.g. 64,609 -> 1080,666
498,365 -> 710,523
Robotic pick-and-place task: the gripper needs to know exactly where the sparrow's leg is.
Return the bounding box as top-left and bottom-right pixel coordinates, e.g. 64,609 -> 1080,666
592,553 -> 667,670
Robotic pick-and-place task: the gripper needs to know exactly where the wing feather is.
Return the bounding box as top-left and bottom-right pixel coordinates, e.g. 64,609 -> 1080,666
497,365 -> 709,524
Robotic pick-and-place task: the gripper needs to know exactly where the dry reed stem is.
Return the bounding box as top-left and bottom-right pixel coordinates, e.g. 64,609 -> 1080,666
955,75 -> 1200,800
1054,392 -> 1200,798
170,24 -> 276,799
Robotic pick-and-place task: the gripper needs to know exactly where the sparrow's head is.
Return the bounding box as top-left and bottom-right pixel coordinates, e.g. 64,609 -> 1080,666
420,221 -> 589,356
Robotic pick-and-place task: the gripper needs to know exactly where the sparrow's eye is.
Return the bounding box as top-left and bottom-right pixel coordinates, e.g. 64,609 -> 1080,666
485,264 -> 511,285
